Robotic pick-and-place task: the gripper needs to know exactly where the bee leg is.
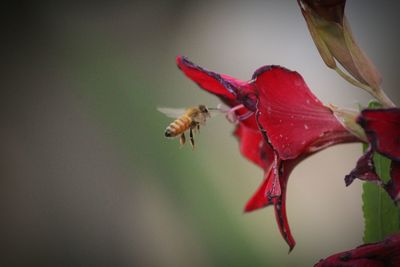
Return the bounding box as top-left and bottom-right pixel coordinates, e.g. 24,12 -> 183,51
180,133 -> 186,147
189,128 -> 195,150
197,124 -> 200,134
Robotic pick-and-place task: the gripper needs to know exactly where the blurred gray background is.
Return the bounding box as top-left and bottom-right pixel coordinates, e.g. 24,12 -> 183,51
1,1 -> 399,266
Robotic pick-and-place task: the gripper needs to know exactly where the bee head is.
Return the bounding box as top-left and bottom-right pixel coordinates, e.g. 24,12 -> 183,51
164,129 -> 173,137
198,105 -> 209,114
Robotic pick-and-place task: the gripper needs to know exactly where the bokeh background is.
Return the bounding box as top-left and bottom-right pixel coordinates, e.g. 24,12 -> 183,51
1,1 -> 399,266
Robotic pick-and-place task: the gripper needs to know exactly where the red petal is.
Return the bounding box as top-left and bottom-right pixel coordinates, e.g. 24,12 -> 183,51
177,56 -> 243,102
244,155 -> 282,212
345,146 -> 380,186
359,109 -> 400,161
274,197 -> 296,252
315,234 -> 400,267
234,123 -> 273,170
385,161 -> 400,202
346,147 -> 400,202
245,159 -> 297,251
273,160 -> 296,251
254,65 -> 356,159
241,114 -> 258,130
316,258 -> 384,267
244,170 -> 274,212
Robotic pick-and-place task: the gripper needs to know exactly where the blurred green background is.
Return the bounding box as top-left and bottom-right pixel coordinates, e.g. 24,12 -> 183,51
1,1 -> 399,266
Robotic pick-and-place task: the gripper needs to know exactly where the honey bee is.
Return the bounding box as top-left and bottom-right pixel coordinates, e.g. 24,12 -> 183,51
158,105 -> 212,149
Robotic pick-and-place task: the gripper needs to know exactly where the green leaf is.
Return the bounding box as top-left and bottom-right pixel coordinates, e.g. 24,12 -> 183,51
362,154 -> 400,243
362,102 -> 400,243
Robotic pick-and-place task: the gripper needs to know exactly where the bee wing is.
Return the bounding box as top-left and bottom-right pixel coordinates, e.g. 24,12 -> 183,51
192,113 -> 207,124
157,107 -> 186,118
193,110 -> 215,124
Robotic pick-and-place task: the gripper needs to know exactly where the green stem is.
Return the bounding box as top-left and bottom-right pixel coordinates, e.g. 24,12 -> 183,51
374,88 -> 396,108
334,67 -> 396,108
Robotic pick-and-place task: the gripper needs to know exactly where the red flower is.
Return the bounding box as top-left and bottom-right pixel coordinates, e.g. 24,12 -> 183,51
315,233 -> 400,267
346,109 -> 400,202
359,109 -> 400,161
176,56 -> 359,250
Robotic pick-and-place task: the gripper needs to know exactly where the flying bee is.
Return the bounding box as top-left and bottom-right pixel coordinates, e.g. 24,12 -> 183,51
158,105 -> 213,149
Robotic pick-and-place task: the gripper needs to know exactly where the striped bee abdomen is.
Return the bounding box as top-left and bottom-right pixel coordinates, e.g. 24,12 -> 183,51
164,115 -> 192,137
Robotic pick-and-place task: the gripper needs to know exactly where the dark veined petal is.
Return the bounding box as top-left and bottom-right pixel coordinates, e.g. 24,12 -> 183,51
358,109 -> 400,161
385,161 -> 400,202
176,56 -> 253,103
315,233 -> 400,267
254,65 -> 355,160
345,147 -> 400,202
345,146 -> 380,186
